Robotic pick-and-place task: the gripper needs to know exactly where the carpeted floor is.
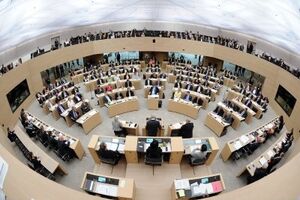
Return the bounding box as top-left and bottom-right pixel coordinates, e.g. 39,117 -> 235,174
12,71 -> 291,199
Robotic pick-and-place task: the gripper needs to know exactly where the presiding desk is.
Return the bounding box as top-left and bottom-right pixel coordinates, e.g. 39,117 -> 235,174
106,97 -> 139,117
26,112 -> 85,159
14,126 -> 68,175
81,172 -> 135,200
204,112 -> 230,137
221,117 -> 280,161
88,135 -> 126,164
76,109 -> 102,134
172,173 -> 225,200
124,136 -> 184,164
183,137 -> 219,165
167,99 -> 201,119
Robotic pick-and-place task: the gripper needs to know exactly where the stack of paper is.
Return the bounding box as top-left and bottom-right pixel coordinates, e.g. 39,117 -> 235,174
259,157 -> 268,166
211,181 -> 223,193
94,182 -> 118,197
172,123 -> 182,129
267,150 -> 275,158
118,144 -> 125,152
174,179 -> 190,190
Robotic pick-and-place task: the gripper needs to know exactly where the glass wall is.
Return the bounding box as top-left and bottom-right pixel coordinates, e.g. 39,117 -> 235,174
104,51 -> 139,63
168,52 -> 200,65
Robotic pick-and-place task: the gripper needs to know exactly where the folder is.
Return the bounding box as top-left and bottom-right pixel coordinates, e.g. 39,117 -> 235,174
211,181 -> 223,193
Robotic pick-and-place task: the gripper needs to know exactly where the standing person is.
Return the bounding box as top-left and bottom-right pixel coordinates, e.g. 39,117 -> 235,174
146,115 -> 162,136
179,119 -> 194,138
112,116 -> 125,137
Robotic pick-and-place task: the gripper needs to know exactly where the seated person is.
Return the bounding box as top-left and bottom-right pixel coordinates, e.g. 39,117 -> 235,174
114,92 -> 124,100
174,80 -> 182,89
185,82 -> 193,91
97,142 -> 121,164
94,86 -> 104,95
124,79 -> 132,88
194,85 -> 203,93
69,107 -> 80,121
213,106 -> 224,116
112,116 -> 126,137
159,73 -> 167,79
244,97 -> 252,108
28,152 -> 42,170
179,119 -> 194,138
81,100 -> 91,114
146,116 -> 162,136
146,140 -> 162,160
145,78 -> 152,86
277,115 -> 284,133
192,97 -> 204,106
106,75 -> 114,83
239,108 -> 248,118
224,111 -> 234,124
105,84 -> 113,92
173,88 -> 182,100
97,78 -> 105,85
126,87 -> 135,97
73,92 -> 83,103
37,126 -> 48,145
60,90 -> 69,99
7,128 -> 17,142
103,92 -> 113,105
149,84 -> 160,96
247,163 -> 269,184
67,97 -> 75,108
190,144 -> 208,164
183,91 -> 192,102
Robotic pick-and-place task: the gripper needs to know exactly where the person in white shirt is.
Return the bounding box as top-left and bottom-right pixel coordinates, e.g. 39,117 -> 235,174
67,97 -> 75,108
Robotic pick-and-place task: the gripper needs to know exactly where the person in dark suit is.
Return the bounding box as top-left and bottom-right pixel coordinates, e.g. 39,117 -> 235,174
240,108 -> 248,118
185,83 -> 193,91
244,98 -> 252,108
7,128 -> 17,142
94,86 -> 104,95
146,116 -> 162,136
183,91 -> 192,102
194,85 -> 203,93
97,142 -> 121,164
213,106 -> 224,117
126,87 -> 135,97
124,79 -> 132,88
224,111 -> 234,124
81,101 -> 91,114
192,97 -> 204,106
57,103 -> 65,115
149,85 -> 160,95
277,115 -> 284,133
174,80 -> 182,89
103,93 -> 113,104
146,140 -> 162,159
69,107 -> 80,121
145,78 -> 152,86
179,120 -> 194,138
74,92 -> 82,103
115,92 -> 124,100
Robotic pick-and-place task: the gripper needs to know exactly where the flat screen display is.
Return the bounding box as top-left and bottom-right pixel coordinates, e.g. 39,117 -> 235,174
6,79 -> 30,112
275,85 -> 296,116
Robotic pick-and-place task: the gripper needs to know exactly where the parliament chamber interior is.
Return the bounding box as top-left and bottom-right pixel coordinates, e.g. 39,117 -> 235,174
0,0 -> 300,200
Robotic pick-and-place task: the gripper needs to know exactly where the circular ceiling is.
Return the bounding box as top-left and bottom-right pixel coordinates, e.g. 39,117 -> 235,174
0,0 -> 300,54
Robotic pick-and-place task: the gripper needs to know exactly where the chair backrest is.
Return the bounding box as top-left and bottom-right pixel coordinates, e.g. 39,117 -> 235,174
99,156 -> 118,166
190,157 -> 206,166
144,155 -> 163,166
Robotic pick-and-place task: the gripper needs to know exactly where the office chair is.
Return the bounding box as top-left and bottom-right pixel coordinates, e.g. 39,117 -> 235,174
144,155 -> 163,175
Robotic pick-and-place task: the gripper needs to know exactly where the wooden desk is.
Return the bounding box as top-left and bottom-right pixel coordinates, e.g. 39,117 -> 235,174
144,86 -> 163,98
172,173 -> 225,200
226,89 -> 243,101
14,126 -> 67,175
76,109 -> 102,134
60,101 -> 85,127
88,135 -> 125,164
183,137 -> 219,165
174,88 -> 210,109
231,99 -> 256,124
97,87 -> 135,107
27,111 -> 85,159
217,102 -> 245,130
124,136 -> 184,164
237,133 -> 286,177
204,112 -> 230,137
224,77 -> 236,88
220,117 -> 279,161
107,97 -> 139,117
81,172 -> 135,200
120,120 -> 139,136
167,99 -> 201,119
147,95 -> 159,110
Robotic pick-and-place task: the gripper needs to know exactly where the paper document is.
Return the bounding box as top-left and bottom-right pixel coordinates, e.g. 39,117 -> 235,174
107,142 -> 118,151
117,144 -> 125,152
240,135 -> 249,144
234,141 -> 242,150
195,139 -> 202,144
112,138 -> 119,143
259,157 -> 268,166
94,182 -> 118,197
267,150 -> 275,158
174,179 -> 190,190
172,123 -> 181,129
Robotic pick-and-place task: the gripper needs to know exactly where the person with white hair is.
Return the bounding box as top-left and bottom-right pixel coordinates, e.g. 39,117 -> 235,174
112,115 -> 125,137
